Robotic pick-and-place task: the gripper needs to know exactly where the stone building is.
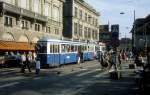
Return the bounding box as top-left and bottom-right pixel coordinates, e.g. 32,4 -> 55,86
63,0 -> 100,42
132,15 -> 150,53
0,0 -> 64,52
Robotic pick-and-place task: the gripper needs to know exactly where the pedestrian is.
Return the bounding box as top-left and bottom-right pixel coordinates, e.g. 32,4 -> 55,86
118,50 -> 122,68
108,51 -> 117,72
98,51 -> 107,69
35,58 -> 40,75
20,52 -> 26,73
16,51 -> 21,66
27,52 -> 32,72
20,52 -> 31,73
129,50 -> 133,63
80,51 -> 84,63
77,50 -> 81,64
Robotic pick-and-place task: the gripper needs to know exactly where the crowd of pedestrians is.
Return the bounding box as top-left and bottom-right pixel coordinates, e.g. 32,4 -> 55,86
3,51 -> 40,75
97,49 -> 134,72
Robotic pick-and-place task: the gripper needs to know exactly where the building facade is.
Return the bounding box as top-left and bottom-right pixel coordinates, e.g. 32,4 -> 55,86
132,15 -> 150,53
63,0 -> 100,42
99,24 -> 119,51
0,0 -> 64,51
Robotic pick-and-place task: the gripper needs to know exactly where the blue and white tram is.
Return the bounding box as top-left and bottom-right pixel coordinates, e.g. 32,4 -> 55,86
36,38 -> 95,66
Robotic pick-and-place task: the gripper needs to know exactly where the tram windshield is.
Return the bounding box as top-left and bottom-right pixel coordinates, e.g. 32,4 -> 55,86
36,43 -> 47,53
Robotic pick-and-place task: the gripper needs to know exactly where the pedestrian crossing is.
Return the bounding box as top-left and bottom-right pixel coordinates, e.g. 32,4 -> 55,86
76,68 -> 102,77
0,82 -> 19,89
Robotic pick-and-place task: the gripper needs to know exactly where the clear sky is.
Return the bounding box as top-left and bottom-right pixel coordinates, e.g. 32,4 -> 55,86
85,0 -> 150,39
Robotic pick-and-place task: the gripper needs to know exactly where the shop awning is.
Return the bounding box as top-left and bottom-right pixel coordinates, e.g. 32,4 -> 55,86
0,40 -> 35,51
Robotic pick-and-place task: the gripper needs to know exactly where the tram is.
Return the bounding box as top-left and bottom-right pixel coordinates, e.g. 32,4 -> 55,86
36,38 -> 96,67
95,42 -> 106,59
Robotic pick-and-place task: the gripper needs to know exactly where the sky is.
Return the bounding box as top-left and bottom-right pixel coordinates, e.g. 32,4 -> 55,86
85,0 -> 150,39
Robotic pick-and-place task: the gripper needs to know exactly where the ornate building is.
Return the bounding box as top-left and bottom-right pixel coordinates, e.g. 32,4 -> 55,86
63,0 -> 100,42
0,0 -> 64,51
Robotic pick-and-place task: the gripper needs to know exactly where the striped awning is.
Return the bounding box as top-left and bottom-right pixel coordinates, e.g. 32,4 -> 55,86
0,40 -> 35,51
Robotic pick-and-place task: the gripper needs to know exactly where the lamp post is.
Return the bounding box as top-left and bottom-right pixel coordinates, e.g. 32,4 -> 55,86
120,10 -> 136,53
133,10 -> 136,54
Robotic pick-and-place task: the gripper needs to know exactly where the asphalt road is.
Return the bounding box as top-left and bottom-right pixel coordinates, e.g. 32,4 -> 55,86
0,60 -> 139,95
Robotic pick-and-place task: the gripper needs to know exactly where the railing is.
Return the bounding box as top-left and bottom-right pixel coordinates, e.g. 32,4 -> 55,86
21,9 -> 34,18
3,2 -> 20,14
1,2 -> 47,22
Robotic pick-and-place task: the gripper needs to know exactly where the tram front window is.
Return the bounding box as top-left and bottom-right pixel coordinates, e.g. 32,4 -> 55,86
40,45 -> 47,53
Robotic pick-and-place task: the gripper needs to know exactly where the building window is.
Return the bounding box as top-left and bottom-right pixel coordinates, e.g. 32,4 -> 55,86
20,0 -> 27,9
79,24 -> 82,36
46,27 -> 51,33
55,29 -> 59,34
84,27 -> 88,38
95,30 -> 98,39
53,6 -> 59,21
92,29 -> 95,39
85,13 -> 87,22
88,15 -> 91,24
4,16 -> 13,27
74,7 -> 78,18
35,23 -> 41,31
45,2 -> 49,16
88,28 -> 91,38
21,20 -> 28,29
74,22 -> 78,36
34,0 -> 40,13
93,18 -> 95,25
79,10 -> 82,20
95,19 -> 98,26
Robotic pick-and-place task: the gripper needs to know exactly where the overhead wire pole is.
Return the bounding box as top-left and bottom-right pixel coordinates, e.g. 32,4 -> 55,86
133,10 -> 136,54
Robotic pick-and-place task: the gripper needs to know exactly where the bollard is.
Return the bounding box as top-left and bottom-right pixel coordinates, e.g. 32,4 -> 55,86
109,71 -> 121,79
129,63 -> 135,69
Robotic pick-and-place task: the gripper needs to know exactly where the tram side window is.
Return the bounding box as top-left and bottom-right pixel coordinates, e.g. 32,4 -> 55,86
89,46 -> 93,51
58,45 -> 60,53
50,44 -> 53,53
88,46 -> 90,51
67,45 -> 71,52
61,44 -> 67,53
53,45 -> 55,53
71,45 -> 75,52
54,45 -> 59,53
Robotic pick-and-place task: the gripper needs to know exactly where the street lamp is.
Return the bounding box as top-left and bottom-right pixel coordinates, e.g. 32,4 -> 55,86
133,10 -> 136,53
120,10 -> 136,53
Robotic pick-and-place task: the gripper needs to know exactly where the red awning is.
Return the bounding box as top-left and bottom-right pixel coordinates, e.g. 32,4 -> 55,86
0,40 -> 35,51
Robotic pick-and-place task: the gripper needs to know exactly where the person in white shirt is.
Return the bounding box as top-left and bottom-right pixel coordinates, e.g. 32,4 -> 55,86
20,52 -> 26,73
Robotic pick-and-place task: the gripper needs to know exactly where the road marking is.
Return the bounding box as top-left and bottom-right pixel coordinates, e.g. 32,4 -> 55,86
0,82 -> 19,89
76,69 -> 101,77
93,71 -> 108,78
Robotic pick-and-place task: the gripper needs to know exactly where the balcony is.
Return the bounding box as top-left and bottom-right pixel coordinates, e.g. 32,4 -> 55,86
21,9 -> 35,18
0,2 -> 47,22
35,13 -> 47,22
2,2 -> 20,14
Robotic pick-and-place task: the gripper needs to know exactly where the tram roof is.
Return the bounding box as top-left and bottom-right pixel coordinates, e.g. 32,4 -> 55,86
38,38 -> 88,45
